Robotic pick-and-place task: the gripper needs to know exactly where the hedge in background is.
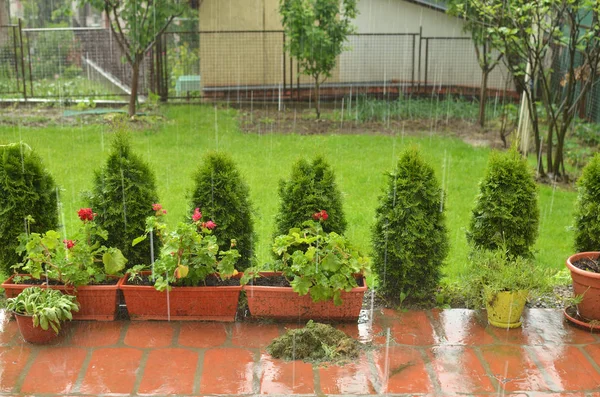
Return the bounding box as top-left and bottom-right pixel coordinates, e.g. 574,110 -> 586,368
0,142 -> 58,274
468,150 -> 539,257
189,152 -> 255,271
372,148 -> 448,302
89,134 -> 160,267
574,153 -> 600,252
275,156 -> 347,236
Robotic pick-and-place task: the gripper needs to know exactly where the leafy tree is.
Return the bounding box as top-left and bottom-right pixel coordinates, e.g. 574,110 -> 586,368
275,156 -> 347,236
468,150 -> 539,257
372,148 -> 449,302
0,142 -> 58,274
88,134 -> 160,267
81,0 -> 184,116
280,0 -> 358,119
463,0 -> 600,180
574,153 -> 600,252
447,0 -> 504,128
189,152 -> 255,271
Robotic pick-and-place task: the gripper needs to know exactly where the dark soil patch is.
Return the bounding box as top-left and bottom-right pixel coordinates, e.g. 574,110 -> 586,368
572,256 -> 600,273
13,276 -> 119,286
129,274 -> 240,287
237,108 -> 508,150
267,320 -> 360,363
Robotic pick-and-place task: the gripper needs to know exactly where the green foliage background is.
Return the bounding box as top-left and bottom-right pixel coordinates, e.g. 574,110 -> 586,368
574,153 -> 600,252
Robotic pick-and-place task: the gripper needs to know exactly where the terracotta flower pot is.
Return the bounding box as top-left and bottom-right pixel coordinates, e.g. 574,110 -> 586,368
485,290 -> 528,328
566,252 -> 600,321
14,313 -> 61,344
2,274 -> 120,321
243,272 -> 367,321
118,271 -> 242,321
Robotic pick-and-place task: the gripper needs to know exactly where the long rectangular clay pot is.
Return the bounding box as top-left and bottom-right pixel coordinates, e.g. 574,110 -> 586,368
118,272 -> 242,321
2,274 -> 119,321
243,272 -> 367,321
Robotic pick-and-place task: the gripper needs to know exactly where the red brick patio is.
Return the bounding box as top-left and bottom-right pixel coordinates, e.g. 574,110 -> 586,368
1,308 -> 599,396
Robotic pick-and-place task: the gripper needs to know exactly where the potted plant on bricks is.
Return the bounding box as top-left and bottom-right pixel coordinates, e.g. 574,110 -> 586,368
119,205 -> 242,321
242,211 -> 370,321
463,248 -> 547,328
566,153 -> 600,327
6,286 -> 79,344
1,208 -> 127,321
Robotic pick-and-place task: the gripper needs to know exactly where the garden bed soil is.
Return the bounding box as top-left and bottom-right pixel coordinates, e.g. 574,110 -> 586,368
238,108 -> 507,149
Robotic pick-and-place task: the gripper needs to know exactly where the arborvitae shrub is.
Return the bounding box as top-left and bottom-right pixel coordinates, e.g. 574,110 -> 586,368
574,153 -> 600,252
275,156 -> 347,236
467,150 -> 539,257
189,152 -> 255,271
89,134 -> 160,267
0,142 -> 58,273
372,148 -> 449,302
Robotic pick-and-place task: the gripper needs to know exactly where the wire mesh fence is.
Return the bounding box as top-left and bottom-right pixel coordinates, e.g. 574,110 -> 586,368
0,24 -> 526,107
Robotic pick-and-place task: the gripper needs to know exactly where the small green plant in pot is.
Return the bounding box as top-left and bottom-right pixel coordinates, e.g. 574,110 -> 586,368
14,208 -> 127,287
462,249 -> 547,328
122,205 -> 242,321
242,211 -> 370,321
131,205 -> 241,291
6,286 -> 79,344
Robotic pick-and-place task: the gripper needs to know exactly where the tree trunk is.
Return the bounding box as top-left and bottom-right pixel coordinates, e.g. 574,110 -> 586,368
546,125 -> 553,177
315,76 -> 321,120
479,69 -> 489,128
129,58 -> 140,117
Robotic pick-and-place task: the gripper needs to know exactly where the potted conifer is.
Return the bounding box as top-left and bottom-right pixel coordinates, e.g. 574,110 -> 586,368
119,205 -> 242,321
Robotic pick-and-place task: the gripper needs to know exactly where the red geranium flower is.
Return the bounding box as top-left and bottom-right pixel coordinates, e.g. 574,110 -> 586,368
204,220 -> 217,230
313,210 -> 328,222
152,203 -> 163,211
192,208 -> 202,222
63,239 -> 75,249
77,208 -> 96,222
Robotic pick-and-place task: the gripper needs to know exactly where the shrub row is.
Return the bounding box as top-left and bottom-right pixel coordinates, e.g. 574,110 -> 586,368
16,135 -> 600,305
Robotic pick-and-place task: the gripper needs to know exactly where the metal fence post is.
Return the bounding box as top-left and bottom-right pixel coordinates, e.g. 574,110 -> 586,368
18,19 -> 27,101
282,32 -> 286,94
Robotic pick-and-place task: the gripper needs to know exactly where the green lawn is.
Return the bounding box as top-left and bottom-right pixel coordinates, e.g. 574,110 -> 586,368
0,105 -> 577,284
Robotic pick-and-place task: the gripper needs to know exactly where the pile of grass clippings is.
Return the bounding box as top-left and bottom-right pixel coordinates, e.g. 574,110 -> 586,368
267,320 -> 360,364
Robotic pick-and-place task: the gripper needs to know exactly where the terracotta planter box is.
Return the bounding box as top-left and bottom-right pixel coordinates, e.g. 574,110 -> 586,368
2,274 -> 120,321
243,272 -> 367,321
118,272 -> 242,321
566,252 -> 600,321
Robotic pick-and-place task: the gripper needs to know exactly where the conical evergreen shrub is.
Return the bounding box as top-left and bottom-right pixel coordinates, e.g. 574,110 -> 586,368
574,153 -> 600,252
0,142 -> 58,274
88,134 -> 160,267
372,148 -> 449,302
275,156 -> 347,236
467,150 -> 539,257
189,152 -> 255,271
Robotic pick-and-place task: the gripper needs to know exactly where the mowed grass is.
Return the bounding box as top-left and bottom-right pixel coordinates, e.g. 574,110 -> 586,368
0,105 -> 577,284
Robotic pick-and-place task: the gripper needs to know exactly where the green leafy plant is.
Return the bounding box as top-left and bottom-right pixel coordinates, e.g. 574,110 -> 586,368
460,248 -> 548,309
372,148 -> 449,302
88,134 -> 160,268
468,149 -> 539,257
244,212 -> 370,305
132,205 -> 240,291
16,208 -> 127,287
5,286 -> 79,334
280,0 -> 358,119
189,152 -> 255,271
0,142 -> 58,274
574,153 -> 600,252
275,156 -> 347,237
